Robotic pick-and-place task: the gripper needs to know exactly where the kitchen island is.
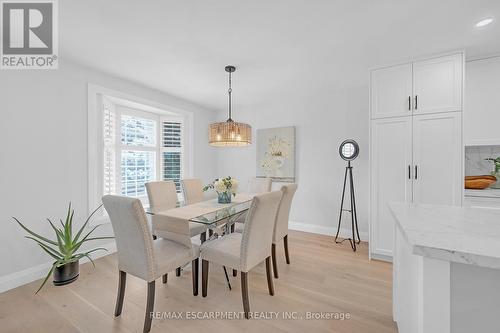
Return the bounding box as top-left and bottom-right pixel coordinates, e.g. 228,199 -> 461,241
389,202 -> 500,333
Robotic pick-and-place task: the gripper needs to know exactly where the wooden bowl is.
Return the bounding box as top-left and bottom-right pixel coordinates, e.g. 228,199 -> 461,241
465,175 -> 497,189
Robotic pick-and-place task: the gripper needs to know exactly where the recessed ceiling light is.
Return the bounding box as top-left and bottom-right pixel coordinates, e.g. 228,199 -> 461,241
476,18 -> 494,28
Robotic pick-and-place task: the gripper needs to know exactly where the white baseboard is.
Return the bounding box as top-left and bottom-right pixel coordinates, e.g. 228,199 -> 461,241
0,241 -> 116,294
289,221 -> 369,241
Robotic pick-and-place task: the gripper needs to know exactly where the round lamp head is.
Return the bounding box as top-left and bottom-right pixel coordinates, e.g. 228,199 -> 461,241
339,139 -> 359,161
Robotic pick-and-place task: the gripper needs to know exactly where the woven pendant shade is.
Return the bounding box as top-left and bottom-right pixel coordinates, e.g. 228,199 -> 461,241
209,65 -> 252,147
209,120 -> 252,147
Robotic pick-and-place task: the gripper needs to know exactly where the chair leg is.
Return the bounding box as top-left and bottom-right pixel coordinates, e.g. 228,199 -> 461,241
176,267 -> 181,276
241,272 -> 250,319
143,281 -> 155,333
114,270 -> 126,317
265,257 -> 275,296
233,269 -> 237,277
192,258 -> 199,296
284,234 -> 290,264
202,259 -> 209,297
271,244 -> 279,278
162,274 -> 167,284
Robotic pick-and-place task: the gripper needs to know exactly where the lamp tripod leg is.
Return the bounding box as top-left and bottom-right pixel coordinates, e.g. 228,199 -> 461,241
350,167 -> 361,244
335,166 -> 349,243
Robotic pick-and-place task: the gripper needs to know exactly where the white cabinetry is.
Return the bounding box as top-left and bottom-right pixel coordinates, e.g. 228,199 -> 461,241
412,54 -> 463,114
370,64 -> 413,119
412,112 -> 462,206
464,56 -> 500,145
369,52 -> 464,261
370,117 -> 412,257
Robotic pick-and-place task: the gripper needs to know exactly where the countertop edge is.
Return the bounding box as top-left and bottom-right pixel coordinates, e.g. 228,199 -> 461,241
388,202 -> 500,269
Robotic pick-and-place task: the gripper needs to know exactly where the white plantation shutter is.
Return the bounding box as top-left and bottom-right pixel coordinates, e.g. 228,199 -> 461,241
162,121 -> 183,193
103,101 -> 116,195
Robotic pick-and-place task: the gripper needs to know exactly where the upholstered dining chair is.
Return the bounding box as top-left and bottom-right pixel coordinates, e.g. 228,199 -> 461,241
271,184 -> 298,278
233,177 -> 272,231
231,177 -> 272,276
146,181 -> 208,243
181,178 -> 205,205
200,191 -> 283,319
147,180 -> 207,279
102,195 -> 199,333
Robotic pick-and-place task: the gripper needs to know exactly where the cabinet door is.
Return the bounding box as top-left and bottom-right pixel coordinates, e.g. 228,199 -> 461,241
370,117 -> 413,259
412,112 -> 462,206
413,53 -> 463,114
370,63 -> 413,119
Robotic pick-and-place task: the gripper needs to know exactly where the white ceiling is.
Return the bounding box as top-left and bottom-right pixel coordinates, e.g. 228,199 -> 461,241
61,0 -> 500,111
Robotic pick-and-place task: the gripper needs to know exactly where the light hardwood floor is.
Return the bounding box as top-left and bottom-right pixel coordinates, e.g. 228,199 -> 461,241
0,231 -> 398,333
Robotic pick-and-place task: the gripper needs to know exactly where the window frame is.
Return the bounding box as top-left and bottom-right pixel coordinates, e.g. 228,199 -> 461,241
88,84 -> 194,221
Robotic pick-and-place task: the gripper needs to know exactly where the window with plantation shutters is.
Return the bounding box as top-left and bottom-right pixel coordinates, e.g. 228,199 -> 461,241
98,98 -> 185,204
89,87 -> 192,218
161,121 -> 183,193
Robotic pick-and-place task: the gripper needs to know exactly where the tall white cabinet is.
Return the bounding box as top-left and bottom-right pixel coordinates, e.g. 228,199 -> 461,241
369,52 -> 464,261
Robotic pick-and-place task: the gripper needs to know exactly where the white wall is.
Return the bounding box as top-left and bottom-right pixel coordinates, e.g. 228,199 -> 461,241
0,61 -> 217,291
215,84 -> 369,239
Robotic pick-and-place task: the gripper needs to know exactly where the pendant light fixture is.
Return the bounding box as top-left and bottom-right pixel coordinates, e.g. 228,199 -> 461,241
209,65 -> 252,147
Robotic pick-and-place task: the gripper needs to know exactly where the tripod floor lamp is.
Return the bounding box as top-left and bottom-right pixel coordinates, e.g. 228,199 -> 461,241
335,139 -> 361,252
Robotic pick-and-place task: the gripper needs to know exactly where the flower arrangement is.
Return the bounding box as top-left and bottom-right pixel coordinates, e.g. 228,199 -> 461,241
203,176 -> 238,203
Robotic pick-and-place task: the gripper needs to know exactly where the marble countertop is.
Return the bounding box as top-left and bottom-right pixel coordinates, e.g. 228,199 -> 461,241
465,188 -> 500,198
389,202 -> 500,269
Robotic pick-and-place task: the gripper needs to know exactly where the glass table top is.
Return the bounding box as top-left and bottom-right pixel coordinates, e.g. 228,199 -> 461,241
189,200 -> 252,225
145,195 -> 253,226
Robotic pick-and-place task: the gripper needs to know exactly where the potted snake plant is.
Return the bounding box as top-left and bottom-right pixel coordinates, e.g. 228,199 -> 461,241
12,203 -> 113,293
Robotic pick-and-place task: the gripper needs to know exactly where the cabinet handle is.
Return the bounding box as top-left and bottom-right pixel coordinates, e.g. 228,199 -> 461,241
414,95 -> 418,110
408,165 -> 411,179
408,96 -> 411,111
415,165 -> 418,180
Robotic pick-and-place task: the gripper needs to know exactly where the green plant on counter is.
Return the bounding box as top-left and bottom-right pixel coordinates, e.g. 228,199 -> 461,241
485,157 -> 500,174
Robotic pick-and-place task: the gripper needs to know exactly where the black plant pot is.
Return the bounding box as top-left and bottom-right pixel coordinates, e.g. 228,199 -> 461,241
53,260 -> 79,286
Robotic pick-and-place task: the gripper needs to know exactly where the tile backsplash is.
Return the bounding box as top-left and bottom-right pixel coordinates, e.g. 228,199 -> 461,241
465,146 -> 500,176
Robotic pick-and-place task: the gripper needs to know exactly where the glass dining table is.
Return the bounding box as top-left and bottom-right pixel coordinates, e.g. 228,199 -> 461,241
146,194 -> 253,229
146,194 -> 254,289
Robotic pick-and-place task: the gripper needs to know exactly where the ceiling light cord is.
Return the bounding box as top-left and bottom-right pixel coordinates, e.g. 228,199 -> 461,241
228,71 -> 233,122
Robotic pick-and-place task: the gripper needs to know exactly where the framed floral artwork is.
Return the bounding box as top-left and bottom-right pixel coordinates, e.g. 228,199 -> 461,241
256,126 -> 295,182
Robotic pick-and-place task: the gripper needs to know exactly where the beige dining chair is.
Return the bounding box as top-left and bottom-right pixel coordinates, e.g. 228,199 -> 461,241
233,183 -> 298,278
271,183 -> 298,278
146,180 -> 207,239
147,180 -> 208,279
233,177 -> 272,231
102,195 -> 199,333
200,191 -> 283,318
231,177 -> 272,276
181,178 -> 205,205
